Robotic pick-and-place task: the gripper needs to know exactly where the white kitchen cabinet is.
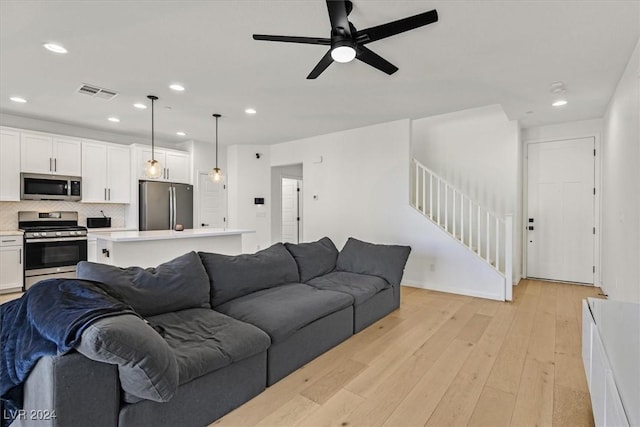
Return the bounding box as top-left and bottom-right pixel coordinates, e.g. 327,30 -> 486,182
82,140 -> 130,203
21,132 -> 81,176
0,128 -> 21,201
134,145 -> 191,184
0,236 -> 23,293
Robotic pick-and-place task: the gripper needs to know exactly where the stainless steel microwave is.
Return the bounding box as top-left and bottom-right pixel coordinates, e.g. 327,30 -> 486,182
20,173 -> 82,201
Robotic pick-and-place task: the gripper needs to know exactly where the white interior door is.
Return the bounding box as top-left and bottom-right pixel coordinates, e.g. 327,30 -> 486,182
527,137 -> 595,284
198,172 -> 226,229
281,178 -> 300,243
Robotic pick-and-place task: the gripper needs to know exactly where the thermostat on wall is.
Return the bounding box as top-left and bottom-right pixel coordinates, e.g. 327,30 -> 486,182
254,198 -> 265,205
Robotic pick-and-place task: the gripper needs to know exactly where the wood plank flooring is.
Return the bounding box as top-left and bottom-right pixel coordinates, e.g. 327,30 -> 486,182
0,280 -> 602,426
213,280 -> 602,427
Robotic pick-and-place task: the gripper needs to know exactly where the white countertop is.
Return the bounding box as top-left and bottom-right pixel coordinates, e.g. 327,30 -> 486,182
0,230 -> 23,236
89,228 -> 254,242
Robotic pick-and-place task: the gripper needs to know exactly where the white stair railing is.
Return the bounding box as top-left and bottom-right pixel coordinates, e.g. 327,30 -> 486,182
411,159 -> 513,301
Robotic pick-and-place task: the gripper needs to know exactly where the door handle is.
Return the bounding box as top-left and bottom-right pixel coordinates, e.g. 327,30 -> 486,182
201,223 -> 209,227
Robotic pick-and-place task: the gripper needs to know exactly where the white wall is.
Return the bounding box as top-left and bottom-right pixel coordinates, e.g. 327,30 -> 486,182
268,119 -> 505,300
411,105 -> 522,284
226,145 -> 271,252
601,40 -> 640,303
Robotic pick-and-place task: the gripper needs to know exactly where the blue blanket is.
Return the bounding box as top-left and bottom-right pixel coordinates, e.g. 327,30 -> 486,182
1,279 -> 136,427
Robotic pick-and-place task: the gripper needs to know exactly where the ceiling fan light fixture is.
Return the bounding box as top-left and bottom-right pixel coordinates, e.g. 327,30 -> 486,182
331,45 -> 356,63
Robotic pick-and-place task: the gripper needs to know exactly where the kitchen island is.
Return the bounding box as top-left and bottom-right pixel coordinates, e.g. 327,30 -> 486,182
89,228 -> 254,268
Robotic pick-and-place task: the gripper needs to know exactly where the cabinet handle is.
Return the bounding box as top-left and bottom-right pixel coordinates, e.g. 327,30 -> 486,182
54,158 -> 57,172
49,158 -> 53,171
167,168 -> 170,180
19,248 -> 22,264
2,239 -> 17,243
108,188 -> 111,200
104,188 -> 107,200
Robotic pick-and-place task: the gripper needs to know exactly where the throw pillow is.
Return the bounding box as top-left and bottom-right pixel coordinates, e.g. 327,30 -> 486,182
76,251 -> 210,317
285,237 -> 338,282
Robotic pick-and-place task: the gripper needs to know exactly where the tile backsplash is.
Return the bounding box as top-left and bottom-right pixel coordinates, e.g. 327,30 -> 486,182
0,201 -> 126,230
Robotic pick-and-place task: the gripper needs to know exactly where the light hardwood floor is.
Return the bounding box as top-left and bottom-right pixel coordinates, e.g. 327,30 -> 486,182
212,280 -> 602,427
0,280 -> 601,426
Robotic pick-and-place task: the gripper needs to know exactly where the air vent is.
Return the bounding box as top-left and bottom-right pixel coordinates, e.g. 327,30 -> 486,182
77,83 -> 118,100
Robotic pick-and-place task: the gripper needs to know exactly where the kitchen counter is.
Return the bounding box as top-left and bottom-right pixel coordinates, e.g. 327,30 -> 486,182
88,228 -> 252,242
90,228 -> 253,268
0,230 -> 23,236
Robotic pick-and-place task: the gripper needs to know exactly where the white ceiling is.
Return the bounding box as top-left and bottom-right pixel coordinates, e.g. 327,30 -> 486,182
0,1 -> 638,147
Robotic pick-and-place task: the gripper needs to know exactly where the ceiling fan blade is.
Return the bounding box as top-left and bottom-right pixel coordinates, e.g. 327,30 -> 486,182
356,9 -> 438,44
307,50 -> 334,79
356,46 -> 398,75
253,34 -> 331,45
326,0 -> 352,37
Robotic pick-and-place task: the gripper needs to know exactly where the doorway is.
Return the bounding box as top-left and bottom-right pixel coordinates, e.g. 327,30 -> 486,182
526,137 -> 596,284
197,171 -> 227,229
271,164 -> 303,243
281,178 -> 302,243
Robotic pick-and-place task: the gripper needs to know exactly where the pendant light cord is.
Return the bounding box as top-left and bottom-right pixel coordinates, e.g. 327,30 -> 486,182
215,115 -> 218,169
151,98 -> 155,160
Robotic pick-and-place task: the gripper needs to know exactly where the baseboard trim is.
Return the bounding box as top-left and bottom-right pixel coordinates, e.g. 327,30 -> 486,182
401,280 -> 505,301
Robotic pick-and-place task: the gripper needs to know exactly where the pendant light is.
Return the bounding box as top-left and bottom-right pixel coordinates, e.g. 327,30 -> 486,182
209,113 -> 224,183
144,95 -> 163,179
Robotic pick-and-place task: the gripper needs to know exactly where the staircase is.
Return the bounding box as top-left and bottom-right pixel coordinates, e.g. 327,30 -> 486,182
411,159 -> 513,301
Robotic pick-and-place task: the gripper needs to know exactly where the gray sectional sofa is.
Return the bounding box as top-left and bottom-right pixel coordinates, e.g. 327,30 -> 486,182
13,237 -> 410,427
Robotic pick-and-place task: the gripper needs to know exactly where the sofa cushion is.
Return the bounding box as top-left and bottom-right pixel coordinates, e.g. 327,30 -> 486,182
76,251 -> 210,317
336,238 -> 411,286
285,237 -> 339,282
216,284 -> 353,343
199,243 -> 300,307
306,271 -> 389,305
75,314 -> 178,403
146,308 -> 270,388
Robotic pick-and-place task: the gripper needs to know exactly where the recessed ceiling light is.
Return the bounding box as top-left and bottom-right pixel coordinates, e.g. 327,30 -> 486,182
133,103 -> 147,109
245,108 -> 257,115
169,84 -> 185,91
43,43 -> 67,54
107,117 -> 120,123
176,131 -> 186,136
10,96 -> 27,103
552,99 -> 568,107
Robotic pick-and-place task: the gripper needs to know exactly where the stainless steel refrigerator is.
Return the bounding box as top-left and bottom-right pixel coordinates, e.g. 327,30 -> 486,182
139,181 -> 193,231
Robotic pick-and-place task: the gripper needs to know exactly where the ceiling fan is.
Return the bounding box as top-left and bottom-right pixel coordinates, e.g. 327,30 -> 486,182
253,0 -> 438,79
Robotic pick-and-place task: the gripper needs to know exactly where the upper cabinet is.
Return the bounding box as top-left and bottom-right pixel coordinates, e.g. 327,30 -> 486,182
133,145 -> 191,184
0,128 -> 21,201
20,132 -> 81,176
82,140 -> 130,203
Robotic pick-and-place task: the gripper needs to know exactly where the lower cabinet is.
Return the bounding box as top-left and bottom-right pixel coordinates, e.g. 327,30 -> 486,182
0,237 -> 23,293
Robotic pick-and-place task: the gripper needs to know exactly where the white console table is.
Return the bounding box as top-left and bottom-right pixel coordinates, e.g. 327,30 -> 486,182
582,298 -> 639,427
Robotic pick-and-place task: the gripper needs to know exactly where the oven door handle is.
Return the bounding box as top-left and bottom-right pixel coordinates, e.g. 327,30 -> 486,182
27,237 -> 88,243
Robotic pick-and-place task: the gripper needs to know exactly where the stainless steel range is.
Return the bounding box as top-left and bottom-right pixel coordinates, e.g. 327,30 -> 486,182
19,211 -> 87,289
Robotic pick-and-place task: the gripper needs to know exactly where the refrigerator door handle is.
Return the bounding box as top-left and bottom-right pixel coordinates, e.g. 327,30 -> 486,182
168,186 -> 173,229
172,186 -> 177,228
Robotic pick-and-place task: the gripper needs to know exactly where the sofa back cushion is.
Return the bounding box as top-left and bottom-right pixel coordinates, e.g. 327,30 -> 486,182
199,243 -> 300,307
336,237 -> 411,286
76,251 -> 211,317
76,314 -> 178,403
285,237 -> 339,282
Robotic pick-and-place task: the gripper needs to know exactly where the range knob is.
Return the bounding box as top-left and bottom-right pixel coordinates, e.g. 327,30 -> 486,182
69,231 -> 76,236
32,232 -> 40,237
41,232 -> 47,237
56,232 -> 62,236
